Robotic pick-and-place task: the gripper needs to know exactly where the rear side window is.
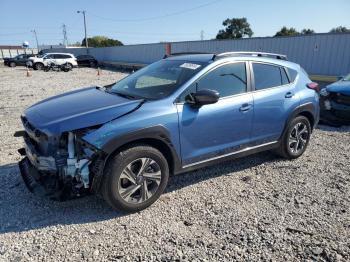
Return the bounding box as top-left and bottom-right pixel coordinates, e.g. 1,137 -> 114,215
253,63 -> 282,90
287,68 -> 298,82
54,54 -> 72,59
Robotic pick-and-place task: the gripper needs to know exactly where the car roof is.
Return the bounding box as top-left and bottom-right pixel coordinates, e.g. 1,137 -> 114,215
164,53 -> 299,70
45,52 -> 75,56
165,54 -> 215,62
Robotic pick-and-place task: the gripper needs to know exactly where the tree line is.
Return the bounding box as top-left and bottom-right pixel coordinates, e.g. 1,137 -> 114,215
216,17 -> 350,39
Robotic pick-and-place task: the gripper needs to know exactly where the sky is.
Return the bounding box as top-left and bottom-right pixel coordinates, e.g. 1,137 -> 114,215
0,0 -> 349,47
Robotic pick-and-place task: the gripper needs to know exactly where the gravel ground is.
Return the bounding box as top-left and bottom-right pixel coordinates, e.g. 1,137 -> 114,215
0,65 -> 349,261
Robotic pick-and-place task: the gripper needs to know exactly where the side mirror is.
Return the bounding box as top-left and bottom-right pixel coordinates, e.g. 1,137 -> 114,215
337,75 -> 344,81
187,89 -> 219,106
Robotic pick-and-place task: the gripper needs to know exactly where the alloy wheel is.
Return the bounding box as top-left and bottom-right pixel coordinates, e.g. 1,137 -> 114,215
288,122 -> 309,154
118,158 -> 162,204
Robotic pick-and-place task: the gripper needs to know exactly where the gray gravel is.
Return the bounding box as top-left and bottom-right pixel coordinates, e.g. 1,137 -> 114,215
0,65 -> 349,261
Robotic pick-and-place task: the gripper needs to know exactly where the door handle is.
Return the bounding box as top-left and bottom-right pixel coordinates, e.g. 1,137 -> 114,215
239,103 -> 252,112
285,92 -> 294,98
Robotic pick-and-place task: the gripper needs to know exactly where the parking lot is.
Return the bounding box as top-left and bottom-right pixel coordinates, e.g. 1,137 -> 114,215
0,65 -> 349,261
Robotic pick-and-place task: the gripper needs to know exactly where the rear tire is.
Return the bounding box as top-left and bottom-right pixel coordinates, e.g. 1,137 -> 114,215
101,144 -> 169,212
9,62 -> 16,67
276,116 -> 311,159
34,63 -> 44,70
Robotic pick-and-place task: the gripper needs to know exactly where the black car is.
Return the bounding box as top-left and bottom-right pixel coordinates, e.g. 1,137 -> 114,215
4,54 -> 35,67
319,74 -> 350,126
76,55 -> 98,67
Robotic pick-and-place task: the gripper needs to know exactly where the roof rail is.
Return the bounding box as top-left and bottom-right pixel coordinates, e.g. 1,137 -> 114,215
213,51 -> 287,61
163,52 -> 211,59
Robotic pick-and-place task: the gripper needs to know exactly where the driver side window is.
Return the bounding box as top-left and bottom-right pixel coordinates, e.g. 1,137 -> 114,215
179,62 -> 247,102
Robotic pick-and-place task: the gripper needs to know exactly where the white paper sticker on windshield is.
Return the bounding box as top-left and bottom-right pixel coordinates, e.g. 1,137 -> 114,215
180,63 -> 201,70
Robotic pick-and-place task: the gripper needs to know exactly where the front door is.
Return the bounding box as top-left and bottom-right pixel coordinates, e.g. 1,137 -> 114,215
176,62 -> 254,167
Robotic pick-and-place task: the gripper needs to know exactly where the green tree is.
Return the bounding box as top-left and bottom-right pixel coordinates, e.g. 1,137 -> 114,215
301,28 -> 315,35
82,36 -> 123,47
216,18 -> 253,39
330,26 -> 350,33
274,26 -> 299,37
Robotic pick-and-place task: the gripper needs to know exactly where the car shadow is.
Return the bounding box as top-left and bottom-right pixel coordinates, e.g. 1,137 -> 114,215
316,124 -> 350,133
0,152 -> 278,234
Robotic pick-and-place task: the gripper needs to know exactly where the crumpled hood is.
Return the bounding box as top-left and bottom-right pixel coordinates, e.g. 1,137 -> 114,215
326,81 -> 350,96
24,87 -> 143,135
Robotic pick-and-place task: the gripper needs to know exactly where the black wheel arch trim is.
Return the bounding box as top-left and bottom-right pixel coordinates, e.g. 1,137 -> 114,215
282,102 -> 318,137
100,125 -> 182,174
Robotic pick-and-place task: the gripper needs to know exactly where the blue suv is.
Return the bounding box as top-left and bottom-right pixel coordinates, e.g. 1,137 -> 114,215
16,52 -> 320,212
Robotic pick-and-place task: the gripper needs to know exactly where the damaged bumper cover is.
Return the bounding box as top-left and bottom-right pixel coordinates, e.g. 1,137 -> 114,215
15,128 -> 106,200
320,96 -> 350,125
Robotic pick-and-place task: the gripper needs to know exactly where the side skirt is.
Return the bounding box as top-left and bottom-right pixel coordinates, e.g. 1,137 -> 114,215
176,141 -> 280,175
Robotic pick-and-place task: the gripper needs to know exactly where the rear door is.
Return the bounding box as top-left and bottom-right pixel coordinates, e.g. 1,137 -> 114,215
16,54 -> 26,65
250,62 -> 300,144
53,54 -> 65,65
176,62 -> 254,167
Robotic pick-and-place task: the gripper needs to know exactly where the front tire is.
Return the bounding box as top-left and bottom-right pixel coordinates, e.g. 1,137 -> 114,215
9,62 -> 16,67
101,144 -> 169,212
277,116 -> 311,159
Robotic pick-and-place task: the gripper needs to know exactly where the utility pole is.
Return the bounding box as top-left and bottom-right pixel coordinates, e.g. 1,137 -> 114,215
62,24 -> 68,46
200,30 -> 204,41
77,10 -> 88,50
31,29 -> 39,51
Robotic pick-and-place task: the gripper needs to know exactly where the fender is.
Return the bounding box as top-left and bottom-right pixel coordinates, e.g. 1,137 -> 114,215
100,125 -> 182,173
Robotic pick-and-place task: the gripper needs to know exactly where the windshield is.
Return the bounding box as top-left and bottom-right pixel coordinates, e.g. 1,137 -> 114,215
110,60 -> 206,99
343,73 -> 350,81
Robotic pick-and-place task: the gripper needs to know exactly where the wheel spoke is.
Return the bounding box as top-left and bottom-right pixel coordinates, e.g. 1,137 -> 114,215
298,125 -> 307,136
120,184 -> 141,201
137,158 -> 154,176
293,139 -> 299,152
120,165 -> 137,184
141,180 -> 151,202
299,136 -> 307,146
143,171 -> 161,185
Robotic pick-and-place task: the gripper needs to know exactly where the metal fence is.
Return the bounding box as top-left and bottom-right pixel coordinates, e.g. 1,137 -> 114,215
0,48 -> 38,59
38,33 -> 350,76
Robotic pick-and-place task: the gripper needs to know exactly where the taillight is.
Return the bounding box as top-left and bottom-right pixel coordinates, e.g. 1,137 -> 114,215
307,82 -> 319,92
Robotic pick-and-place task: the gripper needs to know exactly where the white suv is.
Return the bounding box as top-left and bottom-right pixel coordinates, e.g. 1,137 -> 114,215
28,53 -> 78,70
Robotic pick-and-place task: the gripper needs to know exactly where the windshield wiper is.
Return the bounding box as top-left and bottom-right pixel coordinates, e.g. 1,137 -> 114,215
96,85 -> 143,100
109,90 -> 137,99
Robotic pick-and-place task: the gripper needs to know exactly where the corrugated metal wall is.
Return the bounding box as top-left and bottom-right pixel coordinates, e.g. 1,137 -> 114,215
43,33 -> 350,76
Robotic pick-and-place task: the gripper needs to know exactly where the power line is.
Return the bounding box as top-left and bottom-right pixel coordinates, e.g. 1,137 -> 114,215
89,0 -> 224,22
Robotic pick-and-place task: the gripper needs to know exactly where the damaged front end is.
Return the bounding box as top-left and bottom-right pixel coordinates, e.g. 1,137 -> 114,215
16,116 -> 106,200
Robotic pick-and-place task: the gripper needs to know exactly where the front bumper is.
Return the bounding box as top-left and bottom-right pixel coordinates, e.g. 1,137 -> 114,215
18,157 -> 47,195
23,136 -> 56,171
